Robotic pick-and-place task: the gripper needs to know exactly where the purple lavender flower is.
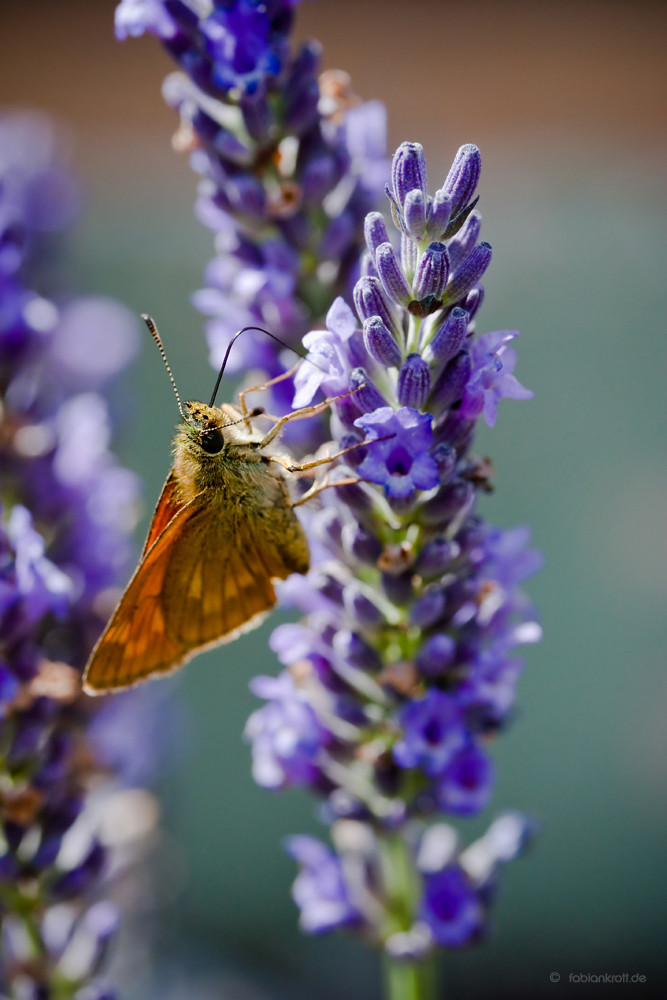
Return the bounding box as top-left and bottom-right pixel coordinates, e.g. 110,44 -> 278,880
286,834 -> 361,934
354,407 -> 440,500
435,743 -> 494,816
393,690 -> 466,776
116,0 -> 387,446
245,671 -> 329,788
0,111 -> 156,999
243,139 -> 540,973
419,865 -> 483,947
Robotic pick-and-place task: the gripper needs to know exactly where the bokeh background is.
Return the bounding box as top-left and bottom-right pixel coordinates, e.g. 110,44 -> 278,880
3,1 -> 666,997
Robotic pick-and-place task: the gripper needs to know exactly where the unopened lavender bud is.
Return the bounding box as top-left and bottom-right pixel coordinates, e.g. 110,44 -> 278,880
176,52 -> 214,96
341,522 -> 383,565
431,349 -> 472,408
410,589 -> 445,629
382,570 -> 414,605
412,242 -> 450,301
419,480 -> 475,528
335,394 -> 365,431
9,711 -> 46,763
364,212 -> 390,257
314,571 -> 345,604
443,143 -> 481,216
429,306 -> 468,363
391,141 -> 428,210
240,95 -> 272,144
33,833 -> 64,870
360,251 -> 377,279
322,212 -> 355,258
354,275 -> 400,334
288,39 -> 321,84
284,77 -> 320,133
343,583 -> 385,625
334,480 -> 375,515
435,409 -> 475,453
363,316 -> 402,367
375,242 -> 412,305
445,242 -> 492,306
400,233 -> 418,280
0,853 -> 19,882
448,211 -> 482,270
444,241 -> 492,307
54,841 -> 106,899
431,443 -> 457,480
398,354 -> 431,408
81,901 -> 120,977
275,211 -> 309,249
416,634 -> 456,677
333,630 -> 382,671
210,126 -> 253,166
349,367 -> 388,411
318,508 -> 343,548
301,153 -> 339,203
403,189 -> 427,239
415,537 -> 456,578
464,285 -> 484,321
426,189 -> 453,240
283,42 -> 322,132
230,174 -> 267,220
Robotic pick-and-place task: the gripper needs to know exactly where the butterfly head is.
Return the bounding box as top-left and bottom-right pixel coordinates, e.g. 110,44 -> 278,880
182,401 -> 232,455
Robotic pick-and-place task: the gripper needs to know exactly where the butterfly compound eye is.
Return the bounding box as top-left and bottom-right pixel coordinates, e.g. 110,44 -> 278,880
199,427 -> 225,454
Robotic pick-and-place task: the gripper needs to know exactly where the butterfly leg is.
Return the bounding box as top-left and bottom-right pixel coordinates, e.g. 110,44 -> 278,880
258,387 -> 362,449
291,473 -> 362,507
267,438 -> 368,476
238,362 -> 302,429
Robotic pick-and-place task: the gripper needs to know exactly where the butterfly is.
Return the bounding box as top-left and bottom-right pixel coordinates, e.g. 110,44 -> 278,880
82,318 -> 359,694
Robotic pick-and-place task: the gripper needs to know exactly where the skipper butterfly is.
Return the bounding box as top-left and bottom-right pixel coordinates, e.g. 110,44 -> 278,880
83,317 -> 360,694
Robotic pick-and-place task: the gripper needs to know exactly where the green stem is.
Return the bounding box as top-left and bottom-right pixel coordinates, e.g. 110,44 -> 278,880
383,953 -> 439,1000
378,832 -> 441,1000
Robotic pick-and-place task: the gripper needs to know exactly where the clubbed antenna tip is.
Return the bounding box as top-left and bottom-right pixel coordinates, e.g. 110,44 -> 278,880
142,314 -> 184,418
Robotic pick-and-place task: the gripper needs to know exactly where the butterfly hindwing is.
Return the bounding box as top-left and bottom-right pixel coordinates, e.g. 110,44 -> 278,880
160,500 -> 307,647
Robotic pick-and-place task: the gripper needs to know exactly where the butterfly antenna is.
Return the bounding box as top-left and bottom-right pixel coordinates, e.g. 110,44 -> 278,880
209,325 -> 328,407
142,315 -> 185,419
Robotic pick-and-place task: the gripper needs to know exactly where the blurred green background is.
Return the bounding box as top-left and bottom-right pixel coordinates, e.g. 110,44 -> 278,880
3,1 -> 666,997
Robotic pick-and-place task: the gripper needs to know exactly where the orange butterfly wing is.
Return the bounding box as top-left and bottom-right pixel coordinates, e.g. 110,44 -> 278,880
83,492 -> 308,694
142,472 -> 186,555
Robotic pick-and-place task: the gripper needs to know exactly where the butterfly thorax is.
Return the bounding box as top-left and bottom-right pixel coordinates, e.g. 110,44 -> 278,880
171,401 -> 289,507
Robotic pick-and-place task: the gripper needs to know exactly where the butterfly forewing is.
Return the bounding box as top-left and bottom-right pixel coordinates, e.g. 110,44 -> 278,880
142,472 -> 187,555
83,501 -> 196,691
83,485 -> 310,693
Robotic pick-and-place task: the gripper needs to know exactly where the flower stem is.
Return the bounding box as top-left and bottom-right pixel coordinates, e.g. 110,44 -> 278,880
383,953 -> 439,1000
378,832 -> 440,1000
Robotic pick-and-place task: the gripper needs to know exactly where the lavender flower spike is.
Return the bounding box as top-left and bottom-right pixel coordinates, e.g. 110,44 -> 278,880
247,139 -> 540,987
116,0 -> 388,448
0,111 -> 158,1000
